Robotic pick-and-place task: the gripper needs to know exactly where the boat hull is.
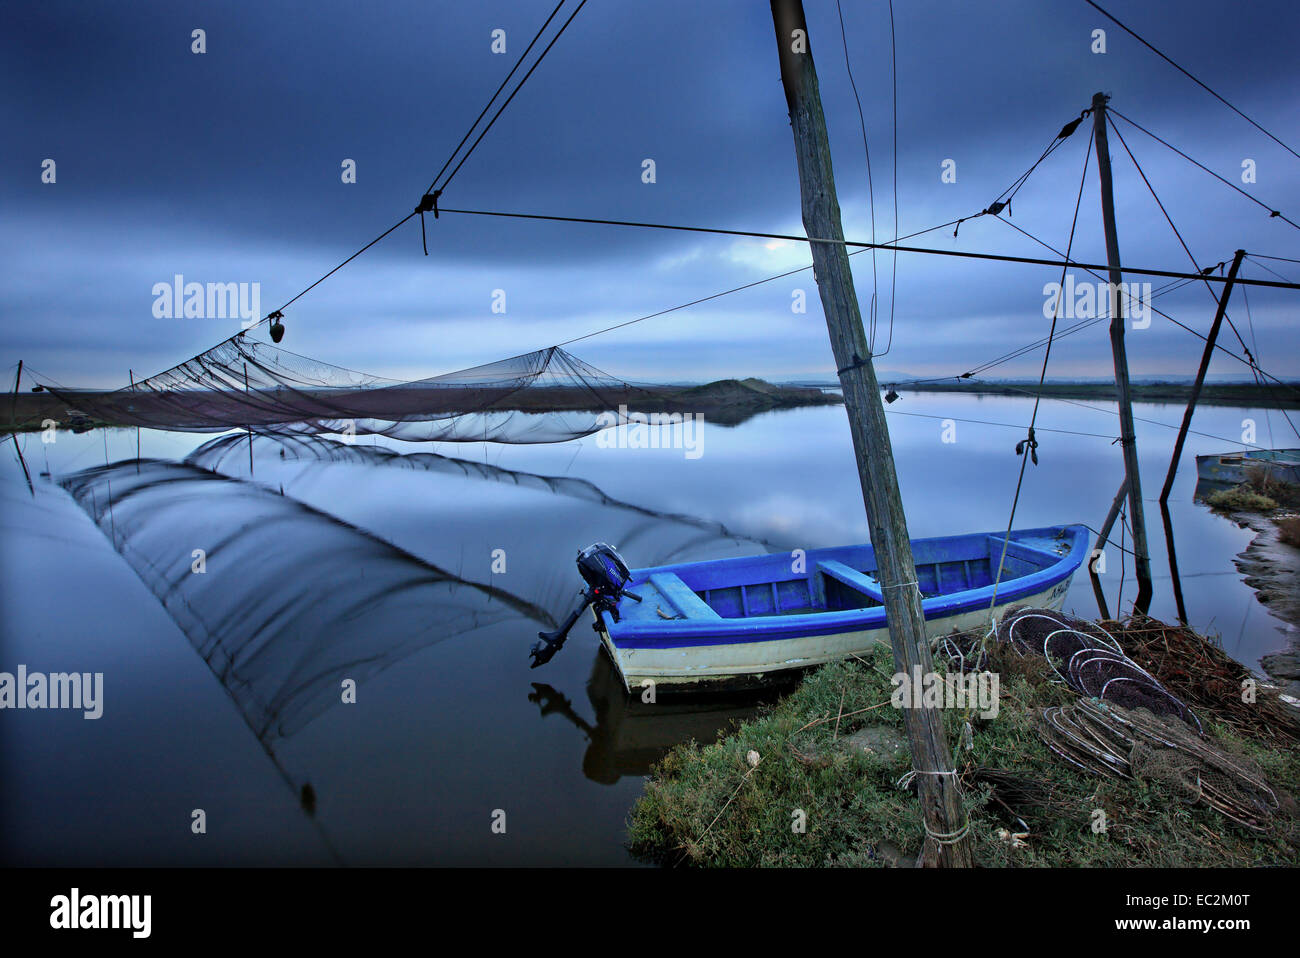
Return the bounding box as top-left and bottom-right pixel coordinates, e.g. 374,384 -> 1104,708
1195,449 -> 1300,486
601,575 -> 1070,690
597,524 -> 1088,691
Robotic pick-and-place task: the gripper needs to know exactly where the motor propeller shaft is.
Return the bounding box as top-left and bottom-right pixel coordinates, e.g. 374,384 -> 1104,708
530,595 -> 591,668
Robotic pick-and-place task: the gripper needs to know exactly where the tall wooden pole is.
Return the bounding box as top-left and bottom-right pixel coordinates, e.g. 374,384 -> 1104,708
10,360 -> 22,431
10,360 -> 34,495
1158,248 -> 1245,622
244,362 -> 254,477
1092,92 -> 1153,616
770,0 -> 971,867
1089,476 -> 1129,621
1160,250 -> 1246,506
129,369 -> 140,468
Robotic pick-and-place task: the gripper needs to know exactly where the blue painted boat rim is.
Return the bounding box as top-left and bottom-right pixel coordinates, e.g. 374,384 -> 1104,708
603,524 -> 1090,649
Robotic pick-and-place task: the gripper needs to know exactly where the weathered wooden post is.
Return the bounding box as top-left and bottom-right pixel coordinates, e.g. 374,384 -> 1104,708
10,360 -> 22,431
244,362 -> 254,477
10,360 -> 34,494
769,0 -> 972,866
1092,92 -> 1154,615
1159,248 -> 1246,621
129,369 -> 140,468
1089,477 -> 1129,621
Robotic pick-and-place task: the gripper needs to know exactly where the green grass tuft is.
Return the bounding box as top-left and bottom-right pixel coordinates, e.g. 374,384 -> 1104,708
1207,486 -> 1278,512
626,644 -> 1300,867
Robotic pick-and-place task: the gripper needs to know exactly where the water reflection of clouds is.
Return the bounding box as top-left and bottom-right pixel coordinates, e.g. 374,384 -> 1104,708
57,438 -> 776,767
60,459 -> 546,746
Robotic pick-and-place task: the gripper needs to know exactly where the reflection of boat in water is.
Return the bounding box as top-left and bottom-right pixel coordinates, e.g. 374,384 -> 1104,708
529,648 -> 791,784
1196,449 -> 1300,486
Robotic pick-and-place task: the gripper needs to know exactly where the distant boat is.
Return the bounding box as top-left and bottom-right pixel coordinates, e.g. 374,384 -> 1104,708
571,526 -> 1089,690
1195,449 -> 1300,486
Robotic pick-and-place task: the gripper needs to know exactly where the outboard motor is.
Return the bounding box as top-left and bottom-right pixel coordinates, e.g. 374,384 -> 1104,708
530,542 -> 641,668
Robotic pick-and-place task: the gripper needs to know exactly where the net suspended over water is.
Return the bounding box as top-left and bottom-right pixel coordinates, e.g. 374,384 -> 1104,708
38,336 -> 831,443
59,447 -> 768,745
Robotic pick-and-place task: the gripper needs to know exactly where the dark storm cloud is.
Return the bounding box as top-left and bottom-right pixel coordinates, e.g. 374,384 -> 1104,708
2,0 -> 1298,385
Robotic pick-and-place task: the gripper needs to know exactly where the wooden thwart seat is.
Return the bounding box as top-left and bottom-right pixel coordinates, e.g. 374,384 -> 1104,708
648,573 -> 721,619
817,559 -> 885,603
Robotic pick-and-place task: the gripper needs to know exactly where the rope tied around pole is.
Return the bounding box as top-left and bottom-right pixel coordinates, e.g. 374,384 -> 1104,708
895,769 -> 972,844
881,579 -> 918,592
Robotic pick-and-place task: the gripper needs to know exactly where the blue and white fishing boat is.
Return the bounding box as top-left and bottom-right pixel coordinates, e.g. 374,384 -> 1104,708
532,526 -> 1089,690
1195,449 -> 1300,486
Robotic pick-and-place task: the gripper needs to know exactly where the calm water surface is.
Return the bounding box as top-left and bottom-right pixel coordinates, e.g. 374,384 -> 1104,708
1,394 -> 1291,865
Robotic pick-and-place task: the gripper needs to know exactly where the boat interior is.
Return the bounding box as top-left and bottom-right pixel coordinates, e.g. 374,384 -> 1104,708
622,529 -> 1077,623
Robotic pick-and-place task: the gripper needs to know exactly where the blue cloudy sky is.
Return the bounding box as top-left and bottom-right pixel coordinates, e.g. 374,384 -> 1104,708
3,0 -> 1298,388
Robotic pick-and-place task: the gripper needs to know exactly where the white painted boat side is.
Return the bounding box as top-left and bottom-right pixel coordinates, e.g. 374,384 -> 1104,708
600,579 -> 1069,692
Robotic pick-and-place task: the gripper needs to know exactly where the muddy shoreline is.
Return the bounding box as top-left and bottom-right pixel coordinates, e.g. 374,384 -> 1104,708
1222,509 -> 1300,698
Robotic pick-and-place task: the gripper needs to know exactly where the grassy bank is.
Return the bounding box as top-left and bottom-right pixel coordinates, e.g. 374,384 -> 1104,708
627,640 -> 1300,867
1205,469 -> 1300,516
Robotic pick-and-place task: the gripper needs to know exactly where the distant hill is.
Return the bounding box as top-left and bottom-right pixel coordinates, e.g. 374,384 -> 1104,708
666,378 -> 841,424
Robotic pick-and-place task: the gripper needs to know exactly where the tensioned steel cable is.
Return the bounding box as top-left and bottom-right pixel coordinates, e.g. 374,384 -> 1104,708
435,205 -> 1300,289
1082,0 -> 1300,161
988,131 -> 1093,615
880,0 -> 900,358
217,2 -> 589,340
835,0 -> 880,349
423,0 -> 569,196
556,216 -> 967,347
434,0 -> 589,196
987,217 -> 1300,400
1107,108 -> 1300,231
1107,115 -> 1254,357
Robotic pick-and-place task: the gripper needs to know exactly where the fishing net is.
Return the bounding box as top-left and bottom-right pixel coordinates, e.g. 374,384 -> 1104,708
59,459 -> 545,744
1115,614 -> 1300,748
995,606 -> 1201,731
1039,699 -> 1281,832
36,336 -> 836,443
57,444 -> 773,747
183,431 -> 782,555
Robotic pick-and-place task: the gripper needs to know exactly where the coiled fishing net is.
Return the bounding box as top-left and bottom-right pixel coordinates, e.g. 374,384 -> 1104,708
996,606 -> 1201,731
1039,699 -> 1281,832
1118,614 -> 1300,747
